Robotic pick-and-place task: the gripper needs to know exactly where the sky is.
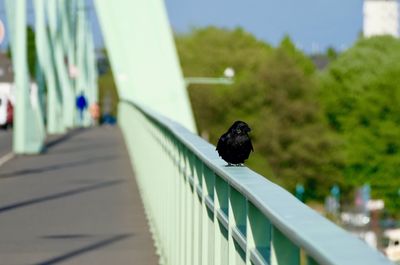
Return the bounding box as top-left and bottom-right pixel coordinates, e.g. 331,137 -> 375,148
164,0 -> 364,53
0,0 -> 365,54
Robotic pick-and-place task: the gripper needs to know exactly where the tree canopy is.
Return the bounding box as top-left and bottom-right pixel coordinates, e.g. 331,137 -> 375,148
175,27 -> 342,200
320,36 -> 400,213
176,28 -> 400,214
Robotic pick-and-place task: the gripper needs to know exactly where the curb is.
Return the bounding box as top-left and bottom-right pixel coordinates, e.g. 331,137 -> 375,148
0,152 -> 14,168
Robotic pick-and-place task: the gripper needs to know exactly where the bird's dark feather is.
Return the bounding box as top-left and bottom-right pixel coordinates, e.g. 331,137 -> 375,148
216,121 -> 253,165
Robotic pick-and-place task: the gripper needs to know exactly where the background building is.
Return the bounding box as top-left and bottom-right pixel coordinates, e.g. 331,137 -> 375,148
364,0 -> 399,38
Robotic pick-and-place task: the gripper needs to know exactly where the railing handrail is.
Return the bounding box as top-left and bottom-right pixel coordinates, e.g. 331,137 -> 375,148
123,99 -> 393,265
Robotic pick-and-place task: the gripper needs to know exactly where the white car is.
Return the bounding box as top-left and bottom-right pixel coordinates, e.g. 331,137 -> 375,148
383,229 -> 400,262
0,93 -> 7,126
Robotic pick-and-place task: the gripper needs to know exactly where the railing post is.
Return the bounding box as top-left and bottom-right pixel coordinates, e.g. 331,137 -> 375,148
214,176 -> 229,265
184,151 -> 194,265
193,157 -> 203,265
246,202 -> 271,265
202,166 -> 215,265
229,187 -> 247,265
173,138 -> 181,265
307,256 -> 320,265
271,226 -> 300,265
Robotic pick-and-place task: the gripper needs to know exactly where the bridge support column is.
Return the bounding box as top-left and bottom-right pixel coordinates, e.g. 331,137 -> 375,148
47,0 -> 74,131
76,2 -> 92,127
5,0 -> 45,154
34,0 -> 65,135
63,0 -> 78,127
94,0 -> 196,132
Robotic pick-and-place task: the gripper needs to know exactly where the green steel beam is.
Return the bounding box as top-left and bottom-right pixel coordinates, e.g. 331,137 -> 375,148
5,0 -> 97,152
5,0 -> 45,154
47,0 -> 75,129
93,1 -> 130,99
59,0 -> 76,128
87,29 -> 99,112
34,0 -> 65,135
94,0 -> 196,133
64,0 -> 79,126
75,1 -> 91,127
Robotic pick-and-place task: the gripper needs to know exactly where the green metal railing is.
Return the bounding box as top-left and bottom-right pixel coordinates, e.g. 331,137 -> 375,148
119,100 -> 394,265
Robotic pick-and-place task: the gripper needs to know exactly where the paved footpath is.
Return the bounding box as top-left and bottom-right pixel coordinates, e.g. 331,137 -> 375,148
0,127 -> 158,265
0,130 -> 12,158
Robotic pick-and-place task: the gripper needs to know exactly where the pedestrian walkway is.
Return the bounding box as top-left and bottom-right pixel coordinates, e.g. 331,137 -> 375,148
0,130 -> 12,158
0,127 -> 158,265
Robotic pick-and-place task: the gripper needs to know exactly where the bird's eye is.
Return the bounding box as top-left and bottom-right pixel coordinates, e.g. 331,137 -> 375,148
236,129 -> 242,134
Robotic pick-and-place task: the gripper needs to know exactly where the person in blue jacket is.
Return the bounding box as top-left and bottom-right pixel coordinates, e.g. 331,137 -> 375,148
76,92 -> 88,124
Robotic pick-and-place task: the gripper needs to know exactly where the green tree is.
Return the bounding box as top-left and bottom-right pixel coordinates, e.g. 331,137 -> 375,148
320,36 -> 400,214
27,26 -> 36,77
176,27 -> 342,200
279,35 -> 316,76
98,50 -> 119,120
251,48 -> 343,197
176,26 -> 273,140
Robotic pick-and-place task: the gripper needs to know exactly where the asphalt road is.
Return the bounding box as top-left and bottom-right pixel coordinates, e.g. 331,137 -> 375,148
0,129 -> 12,158
0,127 -> 158,265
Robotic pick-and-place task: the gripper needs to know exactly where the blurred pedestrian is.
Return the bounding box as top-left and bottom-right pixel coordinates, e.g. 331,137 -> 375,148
76,92 -> 88,125
89,103 -> 100,124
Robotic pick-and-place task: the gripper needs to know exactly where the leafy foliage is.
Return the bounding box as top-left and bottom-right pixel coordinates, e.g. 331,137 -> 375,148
98,29 -> 400,215
98,67 -> 119,120
320,36 -> 400,213
176,27 -> 342,199
27,26 -> 36,78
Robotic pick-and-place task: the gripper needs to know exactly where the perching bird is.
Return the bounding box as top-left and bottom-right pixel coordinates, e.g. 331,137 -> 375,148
216,121 -> 254,166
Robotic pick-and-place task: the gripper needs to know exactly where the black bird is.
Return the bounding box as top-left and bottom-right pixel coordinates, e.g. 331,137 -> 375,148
216,121 -> 254,166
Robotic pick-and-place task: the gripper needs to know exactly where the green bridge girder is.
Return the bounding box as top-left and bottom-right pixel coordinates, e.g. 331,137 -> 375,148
5,0 -> 45,154
94,0 -> 196,133
5,0 -> 98,154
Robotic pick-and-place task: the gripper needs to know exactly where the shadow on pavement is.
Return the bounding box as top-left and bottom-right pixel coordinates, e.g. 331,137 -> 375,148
0,179 -> 124,215
44,128 -> 86,151
33,234 -> 132,265
41,234 -> 94,240
0,154 -> 119,179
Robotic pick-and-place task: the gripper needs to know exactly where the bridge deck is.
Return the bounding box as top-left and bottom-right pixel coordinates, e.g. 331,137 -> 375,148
0,130 -> 12,158
0,127 -> 158,265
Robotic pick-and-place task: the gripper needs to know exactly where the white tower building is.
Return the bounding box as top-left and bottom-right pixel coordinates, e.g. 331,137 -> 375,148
363,0 -> 399,38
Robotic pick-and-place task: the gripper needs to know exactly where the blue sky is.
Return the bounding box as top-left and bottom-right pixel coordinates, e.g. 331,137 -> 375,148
0,0 -> 365,54
165,0 -> 364,53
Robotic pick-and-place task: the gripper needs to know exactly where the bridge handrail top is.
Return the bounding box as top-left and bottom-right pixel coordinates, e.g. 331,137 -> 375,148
122,99 -> 393,265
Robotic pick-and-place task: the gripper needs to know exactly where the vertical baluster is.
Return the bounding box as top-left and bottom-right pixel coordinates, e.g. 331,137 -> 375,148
166,130 -> 174,264
270,227 -> 300,265
306,255 -> 320,265
184,148 -> 193,265
202,166 -> 215,265
167,131 -> 174,263
246,202 -> 271,265
173,138 -> 180,265
214,176 -> 229,265
193,157 -> 203,265
229,187 -> 247,265
178,142 -> 185,265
